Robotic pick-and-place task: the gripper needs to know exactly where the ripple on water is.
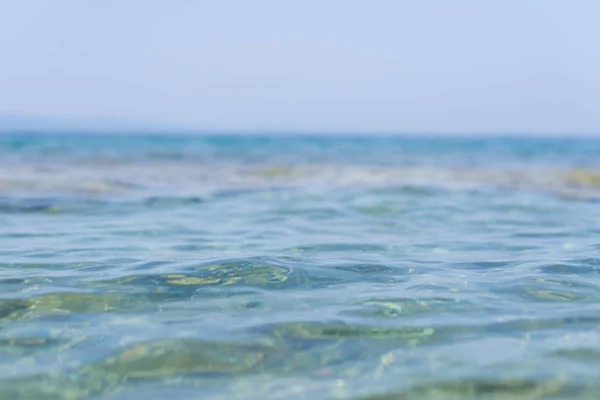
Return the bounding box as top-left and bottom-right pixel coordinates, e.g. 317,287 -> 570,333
352,297 -> 464,319
284,243 -> 389,254
88,257 -> 410,297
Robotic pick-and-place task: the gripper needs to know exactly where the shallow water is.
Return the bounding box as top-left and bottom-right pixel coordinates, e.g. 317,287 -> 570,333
2,134 -> 600,399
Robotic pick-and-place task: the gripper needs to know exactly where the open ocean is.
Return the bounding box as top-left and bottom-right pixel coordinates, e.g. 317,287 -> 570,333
2,133 -> 600,399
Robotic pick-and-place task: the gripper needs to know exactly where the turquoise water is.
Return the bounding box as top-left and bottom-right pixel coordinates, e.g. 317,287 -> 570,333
2,134 -> 600,399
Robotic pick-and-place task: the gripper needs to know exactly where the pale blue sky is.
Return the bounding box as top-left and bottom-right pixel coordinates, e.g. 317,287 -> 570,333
1,0 -> 599,134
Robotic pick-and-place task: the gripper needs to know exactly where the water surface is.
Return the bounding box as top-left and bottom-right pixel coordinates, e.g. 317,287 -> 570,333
1,134 -> 600,399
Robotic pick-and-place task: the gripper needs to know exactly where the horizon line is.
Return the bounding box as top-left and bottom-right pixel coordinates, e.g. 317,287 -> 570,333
0,128 -> 599,139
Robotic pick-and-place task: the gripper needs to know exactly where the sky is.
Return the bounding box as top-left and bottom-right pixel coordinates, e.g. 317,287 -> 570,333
1,0 -> 599,135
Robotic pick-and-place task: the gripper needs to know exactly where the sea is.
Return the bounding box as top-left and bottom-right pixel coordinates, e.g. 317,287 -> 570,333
1,133 -> 600,399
